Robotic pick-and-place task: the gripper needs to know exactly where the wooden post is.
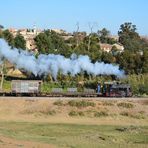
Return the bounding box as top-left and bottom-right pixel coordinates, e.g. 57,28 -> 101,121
0,63 -> 4,91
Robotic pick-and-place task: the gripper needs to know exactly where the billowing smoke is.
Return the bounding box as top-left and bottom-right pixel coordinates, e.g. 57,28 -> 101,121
0,39 -> 124,79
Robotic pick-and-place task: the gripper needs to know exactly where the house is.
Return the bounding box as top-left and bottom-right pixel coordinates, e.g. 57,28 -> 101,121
8,28 -> 18,37
51,29 -> 67,35
26,37 -> 36,50
99,43 -> 124,52
9,27 -> 43,51
99,43 -> 113,52
112,43 -> 124,52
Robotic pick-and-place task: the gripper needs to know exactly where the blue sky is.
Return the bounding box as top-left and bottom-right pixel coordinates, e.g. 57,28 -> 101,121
0,0 -> 148,35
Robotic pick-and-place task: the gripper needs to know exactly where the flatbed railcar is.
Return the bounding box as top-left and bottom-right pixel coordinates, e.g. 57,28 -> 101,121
0,80 -> 132,97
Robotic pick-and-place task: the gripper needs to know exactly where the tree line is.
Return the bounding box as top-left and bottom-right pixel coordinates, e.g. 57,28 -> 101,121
0,22 -> 148,75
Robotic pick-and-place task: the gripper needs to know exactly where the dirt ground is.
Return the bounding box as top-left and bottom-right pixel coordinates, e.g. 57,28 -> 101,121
0,97 -> 147,148
0,97 -> 147,125
0,136 -> 54,148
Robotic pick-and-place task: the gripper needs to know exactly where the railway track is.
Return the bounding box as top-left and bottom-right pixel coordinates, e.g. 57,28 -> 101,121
0,91 -> 100,97
0,96 -> 147,101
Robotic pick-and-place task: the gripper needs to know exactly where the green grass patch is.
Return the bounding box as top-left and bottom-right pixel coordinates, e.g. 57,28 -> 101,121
2,80 -> 11,92
0,122 -> 147,148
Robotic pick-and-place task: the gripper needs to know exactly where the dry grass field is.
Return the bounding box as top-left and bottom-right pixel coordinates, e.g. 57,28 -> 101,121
0,97 -> 147,148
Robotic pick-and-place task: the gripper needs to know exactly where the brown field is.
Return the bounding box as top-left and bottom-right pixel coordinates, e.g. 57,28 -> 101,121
0,97 -> 147,148
0,97 -> 147,125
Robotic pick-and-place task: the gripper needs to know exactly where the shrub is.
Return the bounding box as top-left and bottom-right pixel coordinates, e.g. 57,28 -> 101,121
117,102 -> 134,108
40,110 -> 56,115
47,110 -> 56,115
120,111 -> 130,117
102,101 -> 114,106
68,111 -> 85,117
130,114 -> 145,119
139,111 -> 145,114
121,74 -> 148,95
94,111 -> 108,117
139,84 -> 148,95
68,111 -> 78,116
120,111 -> 145,119
78,111 -> 85,116
53,100 -> 64,106
68,100 -> 96,108
68,100 -> 77,107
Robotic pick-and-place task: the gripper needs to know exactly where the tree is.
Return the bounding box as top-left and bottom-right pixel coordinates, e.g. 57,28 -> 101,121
88,33 -> 101,62
0,25 -> 4,30
13,34 -> 26,49
34,31 -> 54,54
97,28 -> 116,44
0,30 -> 2,38
0,58 -> 6,91
0,25 -> 4,38
142,50 -> 148,73
35,30 -> 72,57
98,28 -> 110,43
101,52 -> 115,64
2,30 -> 14,46
0,63 -> 4,91
118,22 -> 142,51
87,23 -> 94,51
98,28 -> 110,38
49,30 -> 72,57
117,51 -> 136,74
75,22 -> 80,47
116,50 -> 144,74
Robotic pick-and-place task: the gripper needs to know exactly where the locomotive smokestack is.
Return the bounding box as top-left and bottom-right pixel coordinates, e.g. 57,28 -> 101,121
0,39 -> 124,78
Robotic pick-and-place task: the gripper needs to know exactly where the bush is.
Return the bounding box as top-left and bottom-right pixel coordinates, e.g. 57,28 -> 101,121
121,74 -> 148,95
94,111 -> 108,117
68,111 -> 78,116
68,100 -> 77,107
120,111 -> 145,119
139,84 -> 148,95
78,111 -> 85,116
53,100 -> 64,106
130,114 -> 145,119
102,101 -> 114,106
68,100 -> 96,108
47,110 -> 56,115
117,102 -> 134,108
120,111 -> 130,117
68,111 -> 85,117
40,110 -> 56,115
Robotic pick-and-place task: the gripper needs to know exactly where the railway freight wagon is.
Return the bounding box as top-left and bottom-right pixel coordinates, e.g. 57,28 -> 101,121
11,80 -> 42,96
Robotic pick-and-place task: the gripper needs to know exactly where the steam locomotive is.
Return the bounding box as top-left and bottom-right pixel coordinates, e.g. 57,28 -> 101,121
0,80 -> 132,97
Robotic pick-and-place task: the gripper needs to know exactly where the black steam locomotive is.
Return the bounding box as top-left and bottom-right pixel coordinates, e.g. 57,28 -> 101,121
97,82 -> 132,97
2,80 -> 132,97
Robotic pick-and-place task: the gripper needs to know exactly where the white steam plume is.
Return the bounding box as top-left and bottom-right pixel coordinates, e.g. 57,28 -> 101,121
0,39 -> 124,78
